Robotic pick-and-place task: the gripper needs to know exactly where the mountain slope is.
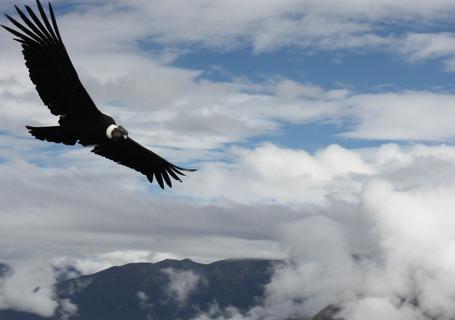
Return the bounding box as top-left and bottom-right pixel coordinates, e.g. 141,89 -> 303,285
60,258 -> 278,320
0,259 -> 337,320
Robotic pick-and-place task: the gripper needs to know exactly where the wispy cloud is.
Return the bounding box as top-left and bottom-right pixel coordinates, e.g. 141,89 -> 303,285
163,268 -> 204,304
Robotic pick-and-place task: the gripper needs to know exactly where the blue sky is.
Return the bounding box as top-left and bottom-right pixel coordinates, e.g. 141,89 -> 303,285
171,45 -> 455,151
175,47 -> 454,91
139,11 -> 455,152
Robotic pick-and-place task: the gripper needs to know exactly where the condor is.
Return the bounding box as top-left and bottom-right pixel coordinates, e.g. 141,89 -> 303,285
2,0 -> 195,189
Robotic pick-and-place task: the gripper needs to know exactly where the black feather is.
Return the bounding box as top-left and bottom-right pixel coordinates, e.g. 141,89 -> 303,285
2,23 -> 39,44
5,14 -> 42,43
167,168 -> 182,182
25,5 -> 55,44
14,6 -> 48,44
162,169 -> 172,188
36,0 -> 58,42
48,2 -> 61,41
155,173 -> 164,189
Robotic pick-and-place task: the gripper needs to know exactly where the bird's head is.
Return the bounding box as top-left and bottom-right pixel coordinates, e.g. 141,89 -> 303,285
106,124 -> 128,141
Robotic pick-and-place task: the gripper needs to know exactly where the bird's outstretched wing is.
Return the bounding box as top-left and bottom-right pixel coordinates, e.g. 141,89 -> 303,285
1,0 -> 100,117
92,138 -> 196,189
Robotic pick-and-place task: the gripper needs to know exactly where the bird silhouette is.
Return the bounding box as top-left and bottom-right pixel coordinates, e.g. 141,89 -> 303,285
2,0 -> 196,189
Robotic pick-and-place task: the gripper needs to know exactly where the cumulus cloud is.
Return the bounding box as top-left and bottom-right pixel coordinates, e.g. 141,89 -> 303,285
4,142 -> 455,319
3,141 -> 455,263
171,143 -> 455,319
260,147 -> 455,319
176,143 -> 373,205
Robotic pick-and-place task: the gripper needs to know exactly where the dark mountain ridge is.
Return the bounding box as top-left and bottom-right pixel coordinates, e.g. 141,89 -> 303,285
0,259 -> 337,320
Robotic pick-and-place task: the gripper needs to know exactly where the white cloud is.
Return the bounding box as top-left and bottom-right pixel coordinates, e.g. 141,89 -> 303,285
4,142 -> 455,265
59,298 -> 78,320
2,1 -> 455,154
162,268 -> 203,304
340,297 -> 426,320
0,261 -> 78,318
3,142 -> 455,319
164,143 -> 455,319
50,0 -> 455,51
245,147 -> 455,319
0,263 -> 58,317
392,32 -> 455,72
343,91 -> 455,141
35,0 -> 455,71
175,143 -> 374,205
398,33 -> 455,63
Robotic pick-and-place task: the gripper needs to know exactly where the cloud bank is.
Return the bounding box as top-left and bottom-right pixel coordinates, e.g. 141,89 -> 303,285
187,144 -> 455,319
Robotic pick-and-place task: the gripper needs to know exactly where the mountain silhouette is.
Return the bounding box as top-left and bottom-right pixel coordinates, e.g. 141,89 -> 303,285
0,259 -> 337,320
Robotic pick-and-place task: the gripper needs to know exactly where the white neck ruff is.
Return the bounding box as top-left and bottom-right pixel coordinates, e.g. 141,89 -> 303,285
106,124 -> 118,139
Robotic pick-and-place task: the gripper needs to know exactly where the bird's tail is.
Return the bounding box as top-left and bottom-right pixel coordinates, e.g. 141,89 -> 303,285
26,126 -> 77,145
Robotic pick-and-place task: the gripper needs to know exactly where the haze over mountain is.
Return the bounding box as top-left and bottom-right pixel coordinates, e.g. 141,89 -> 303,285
0,259 -> 337,320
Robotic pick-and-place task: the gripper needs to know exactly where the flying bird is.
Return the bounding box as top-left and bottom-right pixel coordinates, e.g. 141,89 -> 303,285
2,0 -> 195,189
